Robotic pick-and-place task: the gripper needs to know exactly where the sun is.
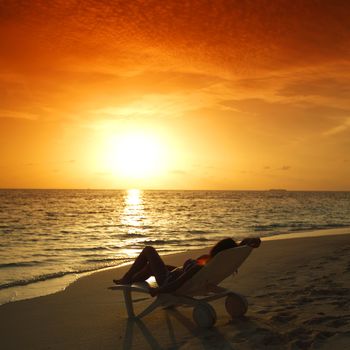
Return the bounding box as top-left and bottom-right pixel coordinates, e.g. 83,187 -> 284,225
106,132 -> 164,179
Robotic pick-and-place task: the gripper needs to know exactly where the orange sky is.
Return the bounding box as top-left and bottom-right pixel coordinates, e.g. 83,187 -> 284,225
1,0 -> 350,190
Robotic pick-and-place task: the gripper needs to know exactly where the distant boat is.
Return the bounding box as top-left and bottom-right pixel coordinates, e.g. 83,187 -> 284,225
268,189 -> 287,192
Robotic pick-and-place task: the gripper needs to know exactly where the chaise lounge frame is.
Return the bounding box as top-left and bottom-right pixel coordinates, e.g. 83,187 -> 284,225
110,245 -> 253,327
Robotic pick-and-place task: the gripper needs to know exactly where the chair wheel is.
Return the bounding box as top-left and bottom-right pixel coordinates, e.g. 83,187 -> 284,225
192,302 -> 217,328
225,293 -> 248,318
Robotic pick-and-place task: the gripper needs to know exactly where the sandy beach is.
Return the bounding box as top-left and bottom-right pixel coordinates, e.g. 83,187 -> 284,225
2,1 -> 350,349
0,230 -> 349,350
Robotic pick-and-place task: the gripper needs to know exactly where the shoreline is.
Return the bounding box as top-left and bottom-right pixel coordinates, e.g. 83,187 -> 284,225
1,226 -> 350,306
0,230 -> 349,349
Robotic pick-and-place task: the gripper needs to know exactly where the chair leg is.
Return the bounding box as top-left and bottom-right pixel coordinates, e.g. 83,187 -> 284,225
137,297 -> 162,319
123,289 -> 135,318
136,294 -> 195,319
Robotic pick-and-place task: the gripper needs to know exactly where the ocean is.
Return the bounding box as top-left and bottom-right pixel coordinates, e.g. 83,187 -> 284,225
0,189 -> 349,304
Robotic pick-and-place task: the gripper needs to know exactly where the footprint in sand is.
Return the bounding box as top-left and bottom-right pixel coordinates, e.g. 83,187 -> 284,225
296,264 -> 308,269
254,291 -> 278,298
270,312 -> 297,323
256,309 -> 270,314
326,256 -> 341,262
312,330 -> 336,347
302,315 -> 347,326
327,317 -> 350,328
285,271 -> 295,276
330,299 -> 349,308
277,276 -> 294,282
287,326 -> 313,338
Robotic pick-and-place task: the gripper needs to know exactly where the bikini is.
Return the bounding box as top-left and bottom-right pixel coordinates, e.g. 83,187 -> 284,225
161,258 -> 198,286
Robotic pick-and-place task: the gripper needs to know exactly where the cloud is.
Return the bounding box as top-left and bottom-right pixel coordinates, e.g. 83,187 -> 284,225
279,77 -> 350,99
1,1 -> 350,75
261,165 -> 290,171
0,67 -> 223,122
323,118 -> 350,136
1,1 -> 350,192
0,110 -> 38,120
220,98 -> 350,136
1,1 -> 350,124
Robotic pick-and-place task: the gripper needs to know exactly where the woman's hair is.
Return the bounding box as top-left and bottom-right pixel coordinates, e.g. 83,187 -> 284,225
210,238 -> 238,257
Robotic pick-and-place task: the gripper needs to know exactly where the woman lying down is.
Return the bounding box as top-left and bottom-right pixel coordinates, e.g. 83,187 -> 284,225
113,237 -> 261,296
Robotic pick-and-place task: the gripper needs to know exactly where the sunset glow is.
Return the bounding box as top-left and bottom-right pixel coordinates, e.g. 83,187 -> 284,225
107,132 -> 164,179
0,1 -> 349,190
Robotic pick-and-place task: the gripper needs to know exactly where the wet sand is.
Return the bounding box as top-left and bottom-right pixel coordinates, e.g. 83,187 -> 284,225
0,230 -> 349,349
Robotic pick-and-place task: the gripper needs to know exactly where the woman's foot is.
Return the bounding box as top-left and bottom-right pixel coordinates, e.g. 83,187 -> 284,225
247,237 -> 261,248
240,237 -> 261,248
113,276 -> 132,285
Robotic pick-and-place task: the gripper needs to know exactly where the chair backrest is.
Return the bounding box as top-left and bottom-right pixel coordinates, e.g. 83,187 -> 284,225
176,245 -> 253,295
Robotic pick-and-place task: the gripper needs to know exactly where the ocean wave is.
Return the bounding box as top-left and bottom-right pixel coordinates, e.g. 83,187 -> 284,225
0,271 -> 80,290
1,189 -> 350,302
85,258 -> 119,263
45,246 -> 110,252
0,263 -> 124,290
252,223 -> 288,231
0,261 -> 42,268
253,223 -> 350,233
86,224 -> 124,229
188,230 -> 209,234
288,223 -> 350,231
67,210 -> 112,215
141,239 -> 180,245
187,237 -> 211,242
118,233 -> 144,238
71,246 -> 111,252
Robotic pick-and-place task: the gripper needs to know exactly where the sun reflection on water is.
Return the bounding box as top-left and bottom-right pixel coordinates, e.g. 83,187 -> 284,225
125,189 -> 142,207
119,189 -> 146,256
122,189 -> 144,228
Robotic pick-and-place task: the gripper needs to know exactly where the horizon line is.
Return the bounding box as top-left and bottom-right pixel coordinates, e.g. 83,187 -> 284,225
1,187 -> 350,192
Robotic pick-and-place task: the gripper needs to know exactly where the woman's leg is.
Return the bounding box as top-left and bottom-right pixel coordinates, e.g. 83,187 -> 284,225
131,264 -> 176,283
129,264 -> 152,282
115,246 -> 169,285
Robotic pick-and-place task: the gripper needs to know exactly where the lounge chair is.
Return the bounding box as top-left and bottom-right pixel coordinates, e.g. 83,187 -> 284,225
110,245 -> 253,328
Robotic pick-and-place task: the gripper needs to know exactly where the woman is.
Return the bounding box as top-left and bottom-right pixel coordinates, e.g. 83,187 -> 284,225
113,237 -> 261,296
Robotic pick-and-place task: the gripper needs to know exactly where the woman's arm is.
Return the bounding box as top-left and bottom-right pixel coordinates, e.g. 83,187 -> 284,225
150,264 -> 202,296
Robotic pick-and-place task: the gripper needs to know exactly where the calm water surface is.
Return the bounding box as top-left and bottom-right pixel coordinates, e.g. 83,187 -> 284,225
0,189 -> 349,304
